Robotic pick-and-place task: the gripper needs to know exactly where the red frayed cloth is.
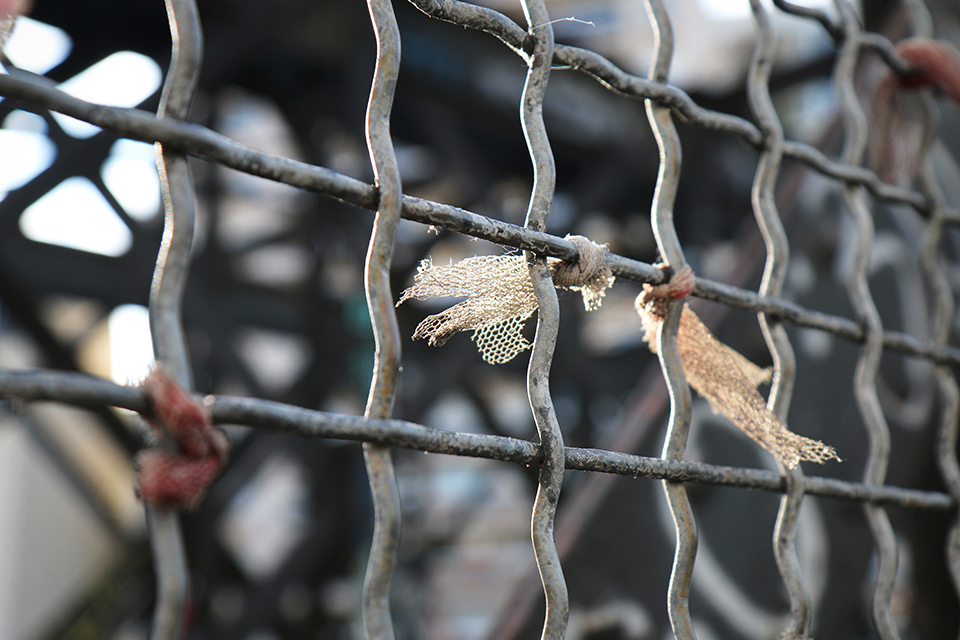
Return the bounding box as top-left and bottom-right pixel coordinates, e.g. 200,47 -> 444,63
896,38 -> 960,102
135,368 -> 228,510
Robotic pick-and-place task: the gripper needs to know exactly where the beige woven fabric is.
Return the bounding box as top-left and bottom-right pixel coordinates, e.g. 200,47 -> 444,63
636,268 -> 838,469
396,236 -> 614,364
550,236 -> 615,311
398,254 -> 538,364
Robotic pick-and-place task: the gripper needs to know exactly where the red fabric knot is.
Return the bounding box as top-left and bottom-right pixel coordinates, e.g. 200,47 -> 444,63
896,38 -> 960,104
0,0 -> 30,21
869,38 -> 960,185
135,367 -> 228,510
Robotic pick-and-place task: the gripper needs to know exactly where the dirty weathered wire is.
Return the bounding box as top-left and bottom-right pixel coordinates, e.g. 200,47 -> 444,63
407,0 -> 952,217
144,1 -> 203,638
746,2 -> 811,637
3,73 -> 960,372
2,369 -> 953,510
516,1 -> 569,636
920,149 -> 960,607
834,3 -> 901,638
905,0 -> 960,615
1,0 -> 960,638
640,1 -> 697,637
360,0 -> 404,637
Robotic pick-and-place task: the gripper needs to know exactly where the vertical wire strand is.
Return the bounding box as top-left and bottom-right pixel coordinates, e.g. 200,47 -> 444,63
152,0 -> 202,388
834,2 -> 900,638
642,1 -> 696,638
772,0 -> 843,42
919,150 -> 960,620
361,0 -> 404,638
902,0 -> 960,615
747,2 -> 809,637
146,1 -> 202,638
517,2 -> 569,637
902,0 -> 933,45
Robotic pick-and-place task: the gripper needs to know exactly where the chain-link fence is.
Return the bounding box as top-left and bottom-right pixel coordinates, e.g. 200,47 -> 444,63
1,0 -> 959,639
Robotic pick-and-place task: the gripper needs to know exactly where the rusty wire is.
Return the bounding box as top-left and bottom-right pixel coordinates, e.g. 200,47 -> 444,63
2,0 -> 960,639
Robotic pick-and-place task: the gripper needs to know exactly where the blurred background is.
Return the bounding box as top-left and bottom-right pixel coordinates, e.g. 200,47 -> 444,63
1,0 -> 960,638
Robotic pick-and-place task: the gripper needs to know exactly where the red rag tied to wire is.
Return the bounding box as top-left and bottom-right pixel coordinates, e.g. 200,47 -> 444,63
896,38 -> 960,103
870,38 -> 960,184
135,368 -> 229,510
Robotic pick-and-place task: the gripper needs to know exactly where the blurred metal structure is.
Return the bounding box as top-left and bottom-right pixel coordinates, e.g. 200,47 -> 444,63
1,0 -> 960,639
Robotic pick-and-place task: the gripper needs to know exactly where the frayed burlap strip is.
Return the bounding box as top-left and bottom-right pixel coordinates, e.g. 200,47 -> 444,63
396,235 -> 614,364
636,266 -> 839,469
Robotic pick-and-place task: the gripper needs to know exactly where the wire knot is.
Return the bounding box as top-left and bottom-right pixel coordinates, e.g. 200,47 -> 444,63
895,38 -> 960,101
551,235 -> 607,286
638,263 -> 695,307
549,235 -> 614,310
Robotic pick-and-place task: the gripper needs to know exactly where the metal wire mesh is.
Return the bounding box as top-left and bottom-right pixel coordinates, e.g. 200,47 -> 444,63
0,0 -> 959,639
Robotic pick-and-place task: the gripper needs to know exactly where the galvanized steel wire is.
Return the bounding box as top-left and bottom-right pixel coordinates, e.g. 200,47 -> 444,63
1,0 -> 960,638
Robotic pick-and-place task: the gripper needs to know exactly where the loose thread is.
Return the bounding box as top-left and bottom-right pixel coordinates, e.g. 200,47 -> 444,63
532,16 -> 597,30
